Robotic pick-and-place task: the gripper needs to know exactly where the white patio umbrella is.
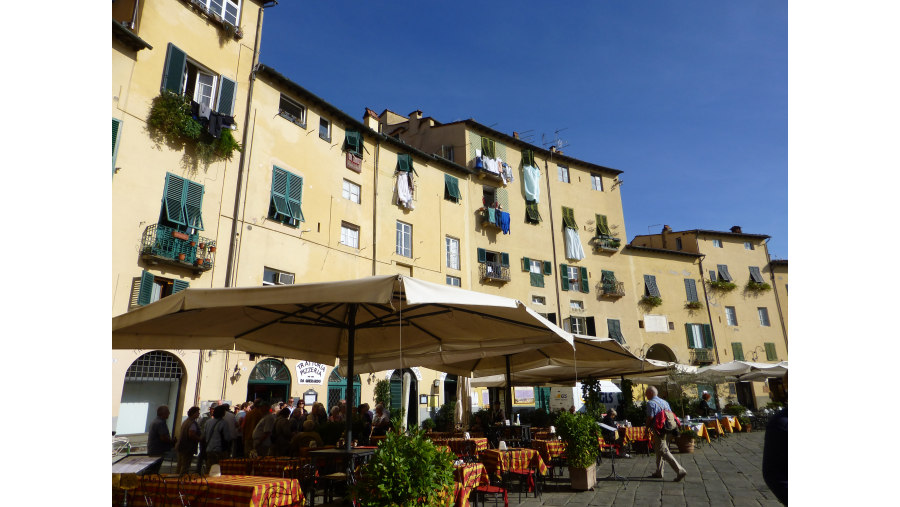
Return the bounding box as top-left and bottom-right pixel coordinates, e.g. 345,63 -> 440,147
454,376 -> 472,429
738,361 -> 788,381
113,274 -> 573,448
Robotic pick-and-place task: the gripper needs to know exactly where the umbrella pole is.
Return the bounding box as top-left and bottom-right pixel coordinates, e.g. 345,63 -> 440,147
345,304 -> 357,452
505,355 -> 512,423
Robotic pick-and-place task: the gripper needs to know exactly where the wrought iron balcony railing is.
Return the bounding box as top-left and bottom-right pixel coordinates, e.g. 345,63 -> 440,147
140,223 -> 215,273
477,207 -> 504,230
598,281 -> 626,298
479,262 -> 510,282
590,235 -> 621,252
690,348 -> 715,365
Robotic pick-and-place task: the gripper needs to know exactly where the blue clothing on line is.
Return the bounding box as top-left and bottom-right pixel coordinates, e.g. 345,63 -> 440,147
500,212 -> 511,234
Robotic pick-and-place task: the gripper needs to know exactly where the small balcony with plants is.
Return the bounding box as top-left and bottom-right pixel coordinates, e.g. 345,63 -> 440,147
589,235 -> 621,253
690,348 -> 715,365
140,223 -> 215,274
597,281 -> 626,299
685,300 -> 704,310
479,262 -> 510,283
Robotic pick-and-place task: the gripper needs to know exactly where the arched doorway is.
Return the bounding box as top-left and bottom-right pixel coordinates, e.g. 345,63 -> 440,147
443,374 -> 458,406
327,370 -> 361,410
247,359 -> 291,404
116,350 -> 184,437
390,369 -> 418,428
646,343 -> 677,363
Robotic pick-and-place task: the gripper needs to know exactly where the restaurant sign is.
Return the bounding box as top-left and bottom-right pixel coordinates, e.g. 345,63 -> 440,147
346,153 -> 362,173
295,361 -> 327,385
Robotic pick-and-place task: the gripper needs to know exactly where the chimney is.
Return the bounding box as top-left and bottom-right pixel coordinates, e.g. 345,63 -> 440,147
662,225 -> 672,233
661,225 -> 671,248
410,110 -> 422,120
363,108 -> 380,130
513,131 -> 519,139
730,225 -> 742,234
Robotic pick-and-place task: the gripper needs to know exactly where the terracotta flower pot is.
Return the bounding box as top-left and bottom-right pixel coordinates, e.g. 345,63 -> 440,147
178,253 -> 186,261
209,246 -> 216,253
676,434 -> 695,453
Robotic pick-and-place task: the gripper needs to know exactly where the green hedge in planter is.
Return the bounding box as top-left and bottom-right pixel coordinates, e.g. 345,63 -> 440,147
640,295 -> 663,307
708,280 -> 737,292
147,91 -> 242,165
554,411 -> 600,469
746,281 -> 772,292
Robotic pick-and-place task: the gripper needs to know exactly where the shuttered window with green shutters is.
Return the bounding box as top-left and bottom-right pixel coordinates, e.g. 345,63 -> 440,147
522,149 -> 536,167
269,167 -> 304,226
596,214 -> 611,237
444,174 -> 461,202
732,342 -> 745,361
717,264 -> 733,282
702,324 -> 713,348
579,266 -> 589,293
161,173 -> 204,231
607,319 -> 625,344
525,201 -> 542,223
765,342 -> 777,361
112,118 -> 122,176
749,266 -> 765,283
397,154 -> 413,173
137,271 -> 189,307
344,130 -> 363,158
559,263 -> 569,291
561,207 -> 577,229
161,43 -> 236,117
216,76 -> 236,116
161,43 -> 187,93
644,275 -> 660,297
137,271 -> 156,306
684,278 -> 699,302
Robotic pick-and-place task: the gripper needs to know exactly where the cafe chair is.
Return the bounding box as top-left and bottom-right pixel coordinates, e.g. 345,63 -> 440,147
261,484 -> 300,507
473,477 -> 508,507
139,474 -> 168,507
627,427 -> 652,457
288,463 -> 318,507
461,440 -> 479,464
177,473 -> 208,507
505,465 -> 541,503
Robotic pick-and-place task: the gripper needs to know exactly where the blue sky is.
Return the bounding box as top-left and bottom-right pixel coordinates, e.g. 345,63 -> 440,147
260,1 -> 787,258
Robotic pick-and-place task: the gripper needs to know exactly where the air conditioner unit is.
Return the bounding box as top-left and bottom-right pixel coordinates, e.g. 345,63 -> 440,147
277,273 -> 295,285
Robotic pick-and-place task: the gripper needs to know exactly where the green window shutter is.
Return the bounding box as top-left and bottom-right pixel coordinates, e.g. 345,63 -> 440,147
137,271 -> 156,306
163,173 -> 187,226
496,188 -> 509,210
521,257 -> 531,272
702,324 -> 714,348
216,76 -> 236,116
500,252 -> 510,267
562,207 -> 577,229
543,261 -> 552,276
732,342 -> 744,361
481,137 -> 496,159
601,270 -> 616,283
684,278 -> 699,302
390,379 -> 402,410
396,154 -> 412,173
579,266 -> 589,293
596,214 -> 611,237
608,319 -> 624,344
271,167 -> 291,219
161,43 -> 187,93
529,272 -> 544,288
172,279 -> 190,294
644,275 -> 660,297
685,324 -> 694,350
444,174 -> 461,201
749,266 -> 764,283
286,172 -> 305,222
560,264 -> 569,291
112,118 -> 122,176
344,130 -> 362,157
183,180 -> 204,230
522,149 -> 535,167
717,264 -> 733,282
477,248 -> 486,263
525,201 -> 542,223
765,343 -> 777,361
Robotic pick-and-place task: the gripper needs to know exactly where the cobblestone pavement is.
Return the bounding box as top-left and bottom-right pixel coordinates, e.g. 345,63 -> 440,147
508,430 -> 783,507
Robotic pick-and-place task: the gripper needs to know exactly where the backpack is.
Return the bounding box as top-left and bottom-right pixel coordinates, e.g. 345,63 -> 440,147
662,409 -> 680,435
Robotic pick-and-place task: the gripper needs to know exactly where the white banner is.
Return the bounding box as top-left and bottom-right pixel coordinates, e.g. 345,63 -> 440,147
295,361 -> 327,385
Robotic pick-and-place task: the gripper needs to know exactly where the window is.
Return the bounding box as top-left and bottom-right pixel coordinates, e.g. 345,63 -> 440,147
725,306 -> 738,326
477,248 -> 510,281
340,222 -> 359,249
744,242 -> 754,250
749,266 -> 765,283
716,264 -> 733,282
278,94 -> 307,127
194,0 -> 242,26
764,342 -> 778,361
567,316 -> 588,334
607,319 -> 625,344
643,275 -> 661,297
590,173 -> 603,191
160,173 -> 205,232
522,257 -> 551,287
446,275 -> 461,287
758,307 -> 771,326
539,312 -> 557,325
709,270 -> 717,282
112,118 -> 122,175
595,214 -> 612,238
446,236 -> 460,270
675,238 -> 683,250
343,130 -> 363,158
684,278 -> 699,302
444,174 -> 462,203
712,239 -> 723,248
558,165 -> 569,183
161,44 -> 236,116
262,267 -> 294,286
441,145 -> 455,161
570,301 -> 584,311
482,186 -> 497,207
319,117 -> 331,141
269,167 -> 304,227
685,323 -> 712,349
560,263 -> 589,293
342,179 -> 361,204
731,342 -> 745,361
136,271 -> 188,306
396,221 -> 412,257
532,296 -> 546,305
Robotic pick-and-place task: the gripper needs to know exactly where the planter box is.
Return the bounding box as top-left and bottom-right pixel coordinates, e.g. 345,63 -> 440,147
676,435 -> 695,453
569,464 -> 596,490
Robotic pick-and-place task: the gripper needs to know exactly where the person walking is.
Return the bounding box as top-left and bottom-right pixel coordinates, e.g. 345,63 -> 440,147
203,405 -> 235,471
644,386 -> 687,482
176,407 -> 202,475
242,400 -> 268,457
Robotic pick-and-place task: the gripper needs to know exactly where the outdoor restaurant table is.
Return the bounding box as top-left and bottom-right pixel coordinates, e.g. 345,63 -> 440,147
532,429 -> 553,441
435,438 -> 490,456
453,462 -> 490,507
308,447 -> 376,476
132,475 -> 302,507
719,415 -> 742,432
682,423 -> 712,444
479,448 -> 548,482
219,458 -> 294,477
697,417 -> 726,438
531,439 -> 566,465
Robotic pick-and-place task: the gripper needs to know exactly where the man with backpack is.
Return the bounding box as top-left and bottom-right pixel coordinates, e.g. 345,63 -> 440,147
645,386 -> 688,482
203,405 -> 237,471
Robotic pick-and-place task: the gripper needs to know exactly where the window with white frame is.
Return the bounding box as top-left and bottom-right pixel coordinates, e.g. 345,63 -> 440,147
446,236 -> 460,270
340,222 -> 359,249
744,241 -> 754,250
342,179 -> 361,204
262,267 -> 294,286
569,316 -> 587,334
590,173 -> 603,191
319,117 -> 331,141
558,165 -> 570,183
532,295 -> 546,305
396,221 -> 412,257
446,275 -> 461,287
529,259 -> 542,274
712,239 -> 723,248
758,307 -> 771,327
183,60 -> 218,110
278,94 -> 307,127
196,0 -> 242,26
570,300 -> 584,311
725,306 -> 738,326
567,265 -> 580,288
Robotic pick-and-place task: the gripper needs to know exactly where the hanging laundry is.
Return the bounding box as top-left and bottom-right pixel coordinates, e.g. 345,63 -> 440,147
502,163 -> 514,183
500,211 -> 511,235
397,173 -> 414,209
523,165 -> 541,202
475,149 -> 484,170
497,158 -> 507,184
487,207 -> 497,226
564,227 -> 586,261
207,111 -> 235,138
484,156 -> 500,175
198,102 -> 212,120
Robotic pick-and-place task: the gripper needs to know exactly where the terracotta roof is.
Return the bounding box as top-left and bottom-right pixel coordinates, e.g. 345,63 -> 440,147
633,229 -> 771,241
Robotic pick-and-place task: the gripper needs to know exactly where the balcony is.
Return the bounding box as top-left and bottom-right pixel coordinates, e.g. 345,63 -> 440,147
690,348 -> 715,365
477,207 -> 504,231
590,235 -> 621,253
479,262 -> 510,283
598,281 -> 626,298
140,224 -> 215,274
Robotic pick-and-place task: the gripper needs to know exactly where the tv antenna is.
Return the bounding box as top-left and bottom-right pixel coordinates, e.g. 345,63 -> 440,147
647,224 -> 663,235
517,129 -> 535,143
541,128 -> 570,152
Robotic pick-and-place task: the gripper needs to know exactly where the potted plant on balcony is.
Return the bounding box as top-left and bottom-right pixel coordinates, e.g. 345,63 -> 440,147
708,280 -> 737,292
745,280 -> 772,293
640,295 -> 663,307
555,411 -> 601,490
685,301 -> 703,310
178,253 -> 186,261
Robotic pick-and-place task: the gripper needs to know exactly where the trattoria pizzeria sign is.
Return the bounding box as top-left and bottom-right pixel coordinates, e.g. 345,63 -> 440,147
294,361 -> 328,385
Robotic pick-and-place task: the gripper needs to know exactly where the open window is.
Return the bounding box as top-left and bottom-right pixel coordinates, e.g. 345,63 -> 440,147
135,271 -> 189,307
161,43 -> 236,117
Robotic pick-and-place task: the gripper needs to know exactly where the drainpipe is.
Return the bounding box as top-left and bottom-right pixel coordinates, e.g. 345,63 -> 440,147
763,238 -> 788,351
372,137 -> 380,275
697,254 -> 722,364
544,154 -> 563,324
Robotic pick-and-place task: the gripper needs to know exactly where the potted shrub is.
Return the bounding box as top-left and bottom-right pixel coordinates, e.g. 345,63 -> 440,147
676,427 -> 699,453
640,295 -> 663,307
555,411 -> 601,490
738,415 -> 751,432
355,419 -> 455,506
685,301 -> 703,310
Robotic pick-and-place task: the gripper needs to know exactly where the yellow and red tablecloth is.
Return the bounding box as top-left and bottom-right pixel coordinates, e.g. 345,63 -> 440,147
134,475 -> 302,507
479,448 -> 548,481
531,439 -> 566,465
452,462 -> 490,507
219,458 -> 295,477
